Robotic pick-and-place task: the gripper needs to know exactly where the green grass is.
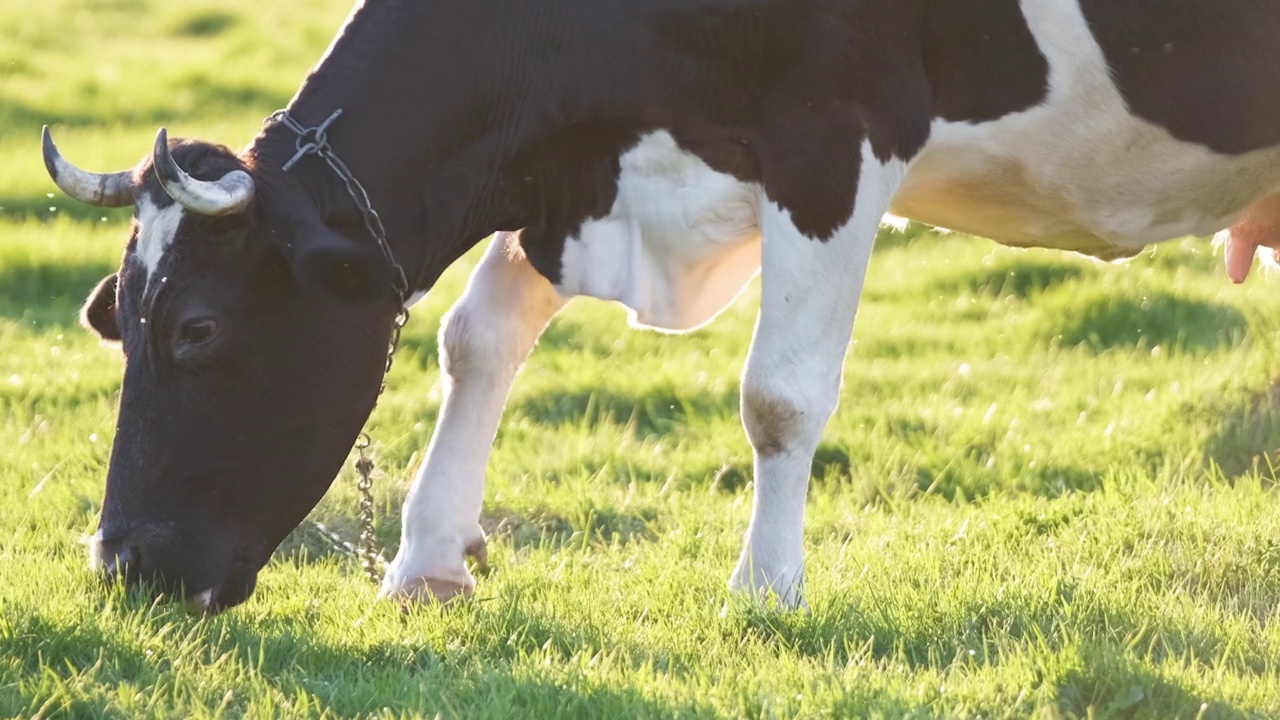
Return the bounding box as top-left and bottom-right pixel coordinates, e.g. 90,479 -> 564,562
3,1 -> 1280,717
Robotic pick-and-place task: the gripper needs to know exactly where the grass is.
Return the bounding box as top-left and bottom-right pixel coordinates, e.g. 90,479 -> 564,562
2,0 -> 1280,717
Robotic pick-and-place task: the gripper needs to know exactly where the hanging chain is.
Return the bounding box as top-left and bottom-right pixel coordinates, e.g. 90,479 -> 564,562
352,436 -> 381,583
350,306 -> 409,584
267,108 -> 411,585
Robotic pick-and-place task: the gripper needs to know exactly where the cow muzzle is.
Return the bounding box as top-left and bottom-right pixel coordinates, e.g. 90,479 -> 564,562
87,523 -> 258,614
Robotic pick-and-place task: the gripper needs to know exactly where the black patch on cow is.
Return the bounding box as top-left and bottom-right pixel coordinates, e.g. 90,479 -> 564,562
648,2 -> 800,127
507,120 -> 642,285
755,9 -> 931,239
292,231 -> 401,304
648,0 -> 934,240
81,273 -> 121,342
921,0 -> 1050,123
1079,0 -> 1280,155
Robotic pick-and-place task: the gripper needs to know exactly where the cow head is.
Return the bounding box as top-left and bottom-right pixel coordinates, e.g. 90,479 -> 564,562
44,128 -> 402,612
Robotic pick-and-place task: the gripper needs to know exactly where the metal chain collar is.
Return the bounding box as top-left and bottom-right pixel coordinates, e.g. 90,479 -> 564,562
267,108 -> 411,585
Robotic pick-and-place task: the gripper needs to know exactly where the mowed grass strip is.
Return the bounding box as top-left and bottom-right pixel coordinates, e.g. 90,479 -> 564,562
2,1 -> 1279,717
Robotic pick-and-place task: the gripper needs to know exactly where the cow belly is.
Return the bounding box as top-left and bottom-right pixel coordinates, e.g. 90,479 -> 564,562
892,124 -> 1280,261
555,132 -> 762,332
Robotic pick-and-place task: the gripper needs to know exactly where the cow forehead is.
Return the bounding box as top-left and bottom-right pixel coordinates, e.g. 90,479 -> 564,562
133,195 -> 186,284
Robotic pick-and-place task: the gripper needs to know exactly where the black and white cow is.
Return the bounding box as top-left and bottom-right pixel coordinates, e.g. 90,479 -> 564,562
42,0 -> 1280,612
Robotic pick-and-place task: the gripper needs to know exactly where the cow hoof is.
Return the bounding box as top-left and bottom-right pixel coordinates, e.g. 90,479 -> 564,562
379,536 -> 489,606
727,565 -> 808,612
383,575 -> 475,605
725,586 -> 811,614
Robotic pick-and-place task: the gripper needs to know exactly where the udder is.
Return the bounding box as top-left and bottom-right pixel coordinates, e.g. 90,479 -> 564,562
1220,193 -> 1280,283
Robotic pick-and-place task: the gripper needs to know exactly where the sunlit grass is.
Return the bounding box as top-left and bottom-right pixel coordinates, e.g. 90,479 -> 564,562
2,0 -> 1279,717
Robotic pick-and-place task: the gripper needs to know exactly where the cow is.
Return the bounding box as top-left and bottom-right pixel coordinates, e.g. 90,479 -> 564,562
40,0 -> 1280,613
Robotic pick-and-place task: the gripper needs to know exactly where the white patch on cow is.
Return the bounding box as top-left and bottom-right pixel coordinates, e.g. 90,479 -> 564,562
192,588 -> 215,611
381,234 -> 566,601
405,289 -> 428,308
87,529 -> 105,571
729,140 -> 907,609
134,195 -> 185,283
383,137 -> 763,601
891,0 -> 1280,260
556,131 -> 761,332
384,135 -> 902,607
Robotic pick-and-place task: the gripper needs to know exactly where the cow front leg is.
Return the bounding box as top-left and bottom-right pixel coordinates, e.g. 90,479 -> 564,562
729,141 -> 907,609
381,233 -> 565,603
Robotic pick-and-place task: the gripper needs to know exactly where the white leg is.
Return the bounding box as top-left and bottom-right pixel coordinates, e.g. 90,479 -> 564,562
729,142 -> 907,609
381,233 -> 566,602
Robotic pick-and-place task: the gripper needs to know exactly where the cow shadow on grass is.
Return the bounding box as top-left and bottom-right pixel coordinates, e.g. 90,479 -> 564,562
5,572 -> 1259,717
278,497 -> 661,571
1187,383 -> 1280,481
722,592 -> 1257,718
924,255 -> 1095,302
0,605 -> 712,719
1038,288 -> 1248,355
509,383 -> 738,439
226,618 -> 711,718
477,503 -> 659,550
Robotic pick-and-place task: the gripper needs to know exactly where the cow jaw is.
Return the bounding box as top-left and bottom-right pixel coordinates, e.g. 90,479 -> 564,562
183,582 -> 251,616
184,556 -> 261,615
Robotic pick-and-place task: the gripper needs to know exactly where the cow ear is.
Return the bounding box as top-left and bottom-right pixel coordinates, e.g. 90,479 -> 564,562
292,237 -> 396,305
81,274 -> 121,342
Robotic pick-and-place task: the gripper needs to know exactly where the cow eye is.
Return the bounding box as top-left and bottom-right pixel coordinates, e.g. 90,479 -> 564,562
180,318 -> 219,345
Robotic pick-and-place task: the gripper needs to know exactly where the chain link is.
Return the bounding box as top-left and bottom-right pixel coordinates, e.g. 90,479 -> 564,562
352,434 -> 381,583
351,306 -> 410,584
268,108 -> 411,586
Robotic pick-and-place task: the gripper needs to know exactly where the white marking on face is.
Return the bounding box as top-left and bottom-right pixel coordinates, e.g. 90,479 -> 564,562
134,195 -> 185,284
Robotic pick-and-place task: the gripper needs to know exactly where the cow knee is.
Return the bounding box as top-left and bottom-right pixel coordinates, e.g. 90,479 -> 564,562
439,303 -> 514,380
439,306 -> 481,378
740,372 -> 837,457
440,279 -> 558,383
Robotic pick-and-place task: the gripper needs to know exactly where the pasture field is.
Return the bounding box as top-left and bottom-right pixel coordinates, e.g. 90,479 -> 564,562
3,1 -> 1280,717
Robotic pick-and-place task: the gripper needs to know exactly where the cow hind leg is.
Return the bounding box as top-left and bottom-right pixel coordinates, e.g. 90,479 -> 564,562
729,140 -> 907,609
380,233 -> 566,603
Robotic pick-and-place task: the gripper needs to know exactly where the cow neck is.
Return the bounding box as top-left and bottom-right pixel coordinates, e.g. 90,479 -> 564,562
246,112 -> 410,587
265,109 -> 409,304
250,0 -> 651,294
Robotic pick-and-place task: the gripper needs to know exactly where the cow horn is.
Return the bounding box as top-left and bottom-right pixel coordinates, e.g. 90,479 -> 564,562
152,128 -> 255,216
41,126 -> 135,208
